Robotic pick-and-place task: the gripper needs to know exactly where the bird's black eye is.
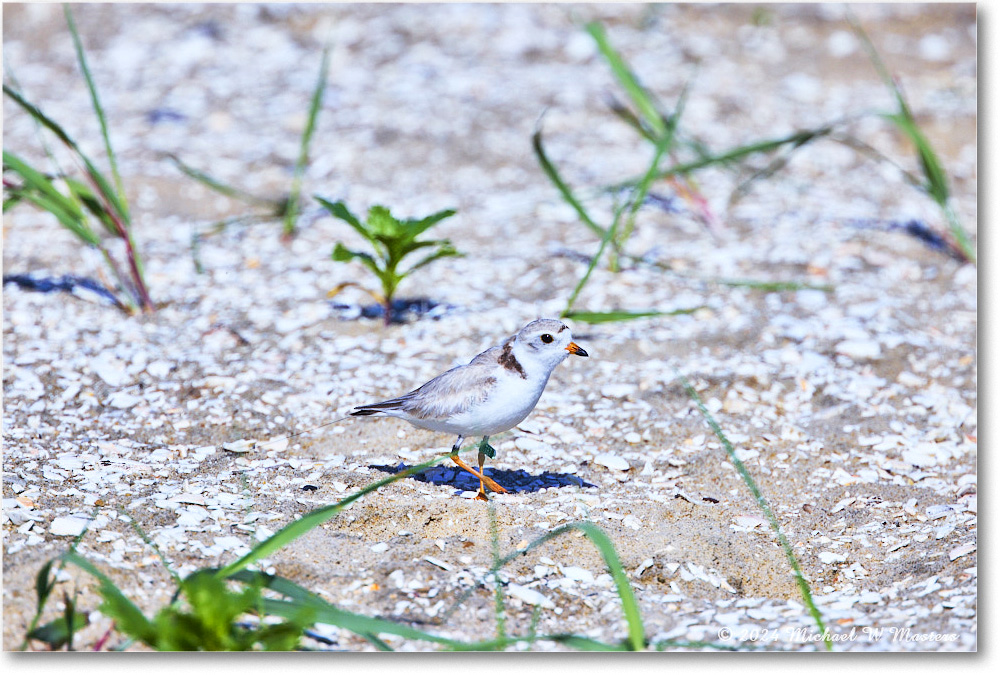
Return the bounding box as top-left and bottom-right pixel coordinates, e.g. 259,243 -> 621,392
541,334 -> 553,344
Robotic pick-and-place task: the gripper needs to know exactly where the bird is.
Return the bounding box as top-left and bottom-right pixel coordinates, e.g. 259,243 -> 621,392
350,318 -> 589,500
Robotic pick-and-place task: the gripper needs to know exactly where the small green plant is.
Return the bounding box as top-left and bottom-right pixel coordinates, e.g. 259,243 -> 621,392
317,197 -> 461,324
2,6 -> 153,312
112,568 -> 313,651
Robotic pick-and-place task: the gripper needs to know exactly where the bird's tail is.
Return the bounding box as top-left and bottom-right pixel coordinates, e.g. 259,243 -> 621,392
350,407 -> 382,417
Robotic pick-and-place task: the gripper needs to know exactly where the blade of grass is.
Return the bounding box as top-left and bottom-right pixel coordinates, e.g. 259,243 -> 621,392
248,586 -> 467,648
122,509 -> 183,587
27,608 -> 90,651
20,508 -> 99,650
2,151 -> 100,245
608,126 -> 836,193
616,78 -> 687,250
59,551 -> 159,647
3,85 -> 128,222
532,121 -> 608,239
494,521 -> 645,651
488,502 -> 507,646
846,9 -> 975,264
564,307 -> 703,323
560,201 -> 626,316
587,22 -> 666,138
64,4 -> 128,218
604,92 -> 657,143
716,278 -> 834,293
166,154 -> 280,209
285,44 -> 331,237
215,453 -> 449,579
562,104 -> 674,314
675,370 -> 831,650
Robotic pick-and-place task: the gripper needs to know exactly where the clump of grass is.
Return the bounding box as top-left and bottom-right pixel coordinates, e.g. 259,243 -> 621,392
317,197 -> 461,324
536,22 -> 839,322
543,17 -> 971,321
2,6 -> 153,313
25,444 -> 734,652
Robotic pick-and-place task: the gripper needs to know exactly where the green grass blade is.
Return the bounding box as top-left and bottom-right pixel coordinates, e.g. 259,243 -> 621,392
167,154 -> 278,208
3,194 -> 26,211
604,92 -> 657,143
64,4 -> 128,218
494,521 -> 645,651
606,127 -> 835,193
3,84 -> 78,153
846,10 -> 910,115
215,453 -> 448,579
61,551 -> 158,646
20,513 -> 99,651
942,203 -> 976,264
587,22 -> 666,137
259,597 -> 464,648
225,570 -> 463,648
716,278 -> 834,293
562,107 -> 675,316
847,9 -> 974,264
532,123 -> 608,239
617,94 -> 679,246
3,151 -> 102,245
63,175 -> 118,234
675,371 -> 831,650
3,83 -> 129,223
564,307 -> 702,323
285,44 -> 331,237
560,203 -> 624,316
27,611 -> 90,650
886,112 -> 949,204
3,151 -> 79,215
362,633 -> 395,651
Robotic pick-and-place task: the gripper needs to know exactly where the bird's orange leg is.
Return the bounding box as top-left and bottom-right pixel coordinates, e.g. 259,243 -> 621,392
450,455 -> 507,498
476,446 -> 490,501
449,436 -> 506,500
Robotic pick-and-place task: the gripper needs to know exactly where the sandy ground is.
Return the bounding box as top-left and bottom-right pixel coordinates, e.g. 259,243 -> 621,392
3,3 -> 976,651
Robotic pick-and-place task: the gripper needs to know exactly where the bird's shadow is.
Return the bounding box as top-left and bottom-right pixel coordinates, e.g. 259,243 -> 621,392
370,462 -> 595,494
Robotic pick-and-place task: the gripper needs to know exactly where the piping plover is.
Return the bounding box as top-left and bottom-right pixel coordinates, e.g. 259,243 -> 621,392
351,318 -> 589,500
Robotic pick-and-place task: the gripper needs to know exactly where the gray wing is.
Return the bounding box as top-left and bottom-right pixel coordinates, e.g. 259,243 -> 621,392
351,349 -> 501,420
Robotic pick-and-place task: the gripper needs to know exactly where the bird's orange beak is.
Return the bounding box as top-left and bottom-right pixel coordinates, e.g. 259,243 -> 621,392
565,342 -> 589,357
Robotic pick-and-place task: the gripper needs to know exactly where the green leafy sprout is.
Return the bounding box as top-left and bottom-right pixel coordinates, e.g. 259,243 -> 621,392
318,197 -> 461,324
